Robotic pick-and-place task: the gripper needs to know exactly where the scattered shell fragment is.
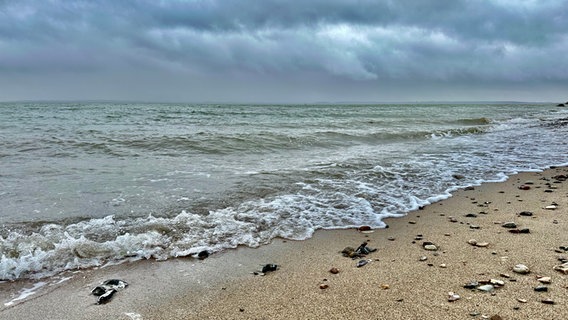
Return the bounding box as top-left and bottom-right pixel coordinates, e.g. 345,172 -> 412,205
545,205 -> 557,210
490,279 -> 505,286
440,263 -> 447,268
513,264 -> 530,274
517,298 -> 528,303
537,276 -> 552,284
329,267 -> 340,274
553,262 -> 568,274
380,284 -> 390,290
419,256 -> 428,261
447,292 -> 460,302
356,259 -> 371,268
319,284 -> 329,290
468,239 -> 478,246
476,242 -> 489,247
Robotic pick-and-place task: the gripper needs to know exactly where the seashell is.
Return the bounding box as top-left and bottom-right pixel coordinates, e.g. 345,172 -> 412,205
545,205 -> 557,210
97,289 -> 117,305
102,279 -> 128,289
356,259 -> 370,268
467,239 -> 478,246
380,284 -> 390,289
329,267 -> 340,274
447,292 -> 460,302
91,286 -> 107,296
513,264 -> 530,274
537,276 -> 551,284
553,262 -> 568,274
319,284 -> 329,290
517,298 -> 527,303
490,279 -> 505,286
476,242 -> 489,247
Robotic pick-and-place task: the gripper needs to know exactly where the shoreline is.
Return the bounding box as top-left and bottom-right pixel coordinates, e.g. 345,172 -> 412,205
1,166 -> 567,319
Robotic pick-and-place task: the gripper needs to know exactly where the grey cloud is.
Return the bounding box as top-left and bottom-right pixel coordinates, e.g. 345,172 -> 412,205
0,0 -> 567,102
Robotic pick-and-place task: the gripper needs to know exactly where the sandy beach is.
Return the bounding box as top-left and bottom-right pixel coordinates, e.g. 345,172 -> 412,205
1,166 -> 567,320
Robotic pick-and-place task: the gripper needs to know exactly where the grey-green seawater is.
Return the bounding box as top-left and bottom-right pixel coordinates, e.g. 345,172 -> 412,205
0,103 -> 567,280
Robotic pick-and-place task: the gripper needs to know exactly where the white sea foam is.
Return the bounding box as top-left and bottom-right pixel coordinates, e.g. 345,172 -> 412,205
4,281 -> 47,307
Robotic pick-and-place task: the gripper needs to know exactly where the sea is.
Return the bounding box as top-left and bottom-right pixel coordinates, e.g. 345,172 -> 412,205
1,102 -> 567,281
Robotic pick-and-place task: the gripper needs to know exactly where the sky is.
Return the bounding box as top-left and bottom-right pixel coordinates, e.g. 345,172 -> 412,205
1,0 -> 567,103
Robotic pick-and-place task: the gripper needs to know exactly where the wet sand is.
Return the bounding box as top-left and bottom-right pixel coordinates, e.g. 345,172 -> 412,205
1,167 -> 567,320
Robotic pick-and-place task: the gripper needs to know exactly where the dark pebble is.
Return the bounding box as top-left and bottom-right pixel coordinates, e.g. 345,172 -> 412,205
541,299 -> 555,305
262,264 -> 278,273
509,228 -> 530,234
502,222 -> 517,228
534,286 -> 549,292
197,250 -> 209,260
518,211 -> 533,217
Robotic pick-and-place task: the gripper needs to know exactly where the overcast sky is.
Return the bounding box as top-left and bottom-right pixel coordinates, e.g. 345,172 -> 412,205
1,0 -> 567,103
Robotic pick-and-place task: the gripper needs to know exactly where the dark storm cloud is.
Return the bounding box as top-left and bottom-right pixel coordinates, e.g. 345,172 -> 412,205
1,0 -> 567,102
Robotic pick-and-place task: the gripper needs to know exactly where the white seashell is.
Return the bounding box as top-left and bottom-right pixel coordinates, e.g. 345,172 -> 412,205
490,279 -> 505,286
447,292 -> 460,302
537,276 -> 551,284
553,262 -> 568,274
513,264 -> 530,274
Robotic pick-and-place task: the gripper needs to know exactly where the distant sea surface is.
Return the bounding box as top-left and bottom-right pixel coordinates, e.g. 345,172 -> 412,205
1,102 -> 567,280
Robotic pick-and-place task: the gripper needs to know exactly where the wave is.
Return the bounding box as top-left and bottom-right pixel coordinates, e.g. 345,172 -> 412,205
2,125 -> 490,159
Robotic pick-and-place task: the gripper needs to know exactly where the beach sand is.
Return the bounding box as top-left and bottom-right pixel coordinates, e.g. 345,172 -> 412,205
1,167 -> 567,319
